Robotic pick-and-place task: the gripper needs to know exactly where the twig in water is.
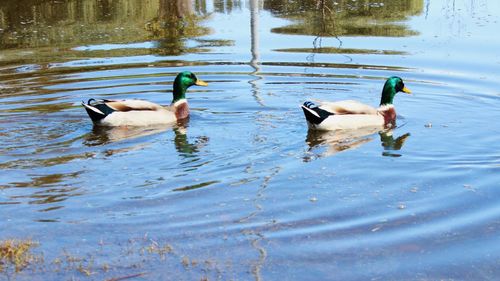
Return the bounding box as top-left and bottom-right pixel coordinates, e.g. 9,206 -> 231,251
106,272 -> 147,281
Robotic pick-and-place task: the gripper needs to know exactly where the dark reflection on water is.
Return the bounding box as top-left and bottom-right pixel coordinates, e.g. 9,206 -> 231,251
264,0 -> 422,56
0,0 -> 208,46
265,0 -> 422,37
0,0 -> 217,65
8,172 -> 81,188
274,47 -> 408,55
4,171 -> 84,212
0,0 -> 423,63
172,180 -> 219,192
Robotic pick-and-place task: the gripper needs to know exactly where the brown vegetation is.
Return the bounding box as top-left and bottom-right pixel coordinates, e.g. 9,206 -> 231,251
0,239 -> 39,272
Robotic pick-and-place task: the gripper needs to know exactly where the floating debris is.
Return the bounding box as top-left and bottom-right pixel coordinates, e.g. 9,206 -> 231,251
181,256 -> 190,267
463,184 -> 477,192
145,240 -> 173,259
106,272 -> 147,281
309,197 -> 318,202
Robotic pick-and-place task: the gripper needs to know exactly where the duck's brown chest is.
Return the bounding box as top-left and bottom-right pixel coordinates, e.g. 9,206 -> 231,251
382,107 -> 397,128
175,102 -> 190,120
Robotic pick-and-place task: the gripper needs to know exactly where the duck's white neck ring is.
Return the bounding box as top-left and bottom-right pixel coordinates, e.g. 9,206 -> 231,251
172,99 -> 187,107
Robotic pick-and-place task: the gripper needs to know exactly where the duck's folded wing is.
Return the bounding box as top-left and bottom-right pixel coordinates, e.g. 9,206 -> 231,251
106,100 -> 164,112
319,100 -> 378,115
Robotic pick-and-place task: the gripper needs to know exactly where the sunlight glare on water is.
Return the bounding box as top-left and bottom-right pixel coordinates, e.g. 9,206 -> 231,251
1,0 -> 500,280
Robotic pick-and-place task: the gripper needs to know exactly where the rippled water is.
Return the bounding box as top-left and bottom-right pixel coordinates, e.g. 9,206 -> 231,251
1,0 -> 500,280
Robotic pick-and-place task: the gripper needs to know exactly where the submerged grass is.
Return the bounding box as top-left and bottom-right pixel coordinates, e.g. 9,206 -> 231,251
0,239 -> 38,272
0,236 -> 216,279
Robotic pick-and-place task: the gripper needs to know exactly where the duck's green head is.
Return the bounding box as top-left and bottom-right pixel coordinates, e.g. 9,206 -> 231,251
379,76 -> 411,106
172,71 -> 208,103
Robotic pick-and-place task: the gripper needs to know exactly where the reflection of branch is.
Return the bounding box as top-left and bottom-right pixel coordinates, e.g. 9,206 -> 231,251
319,0 -> 332,14
317,0 -> 342,46
309,0 -> 350,63
425,0 -> 430,19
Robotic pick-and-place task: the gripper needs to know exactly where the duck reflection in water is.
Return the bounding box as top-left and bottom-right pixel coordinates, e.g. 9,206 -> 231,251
83,118 -> 208,158
379,130 -> 410,157
84,124 -> 171,146
172,125 -> 209,159
305,127 -> 410,160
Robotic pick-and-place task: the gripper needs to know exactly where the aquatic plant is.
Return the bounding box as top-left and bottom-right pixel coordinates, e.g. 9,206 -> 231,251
0,239 -> 38,272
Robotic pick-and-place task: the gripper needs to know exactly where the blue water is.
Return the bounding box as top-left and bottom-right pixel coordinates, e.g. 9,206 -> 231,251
1,0 -> 500,280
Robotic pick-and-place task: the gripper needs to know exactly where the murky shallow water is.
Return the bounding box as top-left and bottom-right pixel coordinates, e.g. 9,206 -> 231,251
1,0 -> 500,280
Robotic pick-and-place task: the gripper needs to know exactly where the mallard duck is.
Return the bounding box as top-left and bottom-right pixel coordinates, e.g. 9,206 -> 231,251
82,71 -> 208,126
301,76 -> 411,131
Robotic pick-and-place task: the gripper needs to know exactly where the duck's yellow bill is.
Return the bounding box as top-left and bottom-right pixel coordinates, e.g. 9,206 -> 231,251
402,86 -> 411,94
195,79 -> 208,86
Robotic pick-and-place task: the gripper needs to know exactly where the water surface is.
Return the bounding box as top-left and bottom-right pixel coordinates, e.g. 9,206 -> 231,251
1,0 -> 500,280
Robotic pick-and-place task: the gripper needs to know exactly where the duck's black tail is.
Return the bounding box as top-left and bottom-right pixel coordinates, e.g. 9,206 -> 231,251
81,99 -> 114,123
301,101 -> 333,125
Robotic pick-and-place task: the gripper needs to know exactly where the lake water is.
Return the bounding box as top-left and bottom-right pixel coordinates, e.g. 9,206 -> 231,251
1,0 -> 500,280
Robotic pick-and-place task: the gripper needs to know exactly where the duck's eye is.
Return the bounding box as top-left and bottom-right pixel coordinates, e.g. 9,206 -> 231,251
397,81 -> 404,91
